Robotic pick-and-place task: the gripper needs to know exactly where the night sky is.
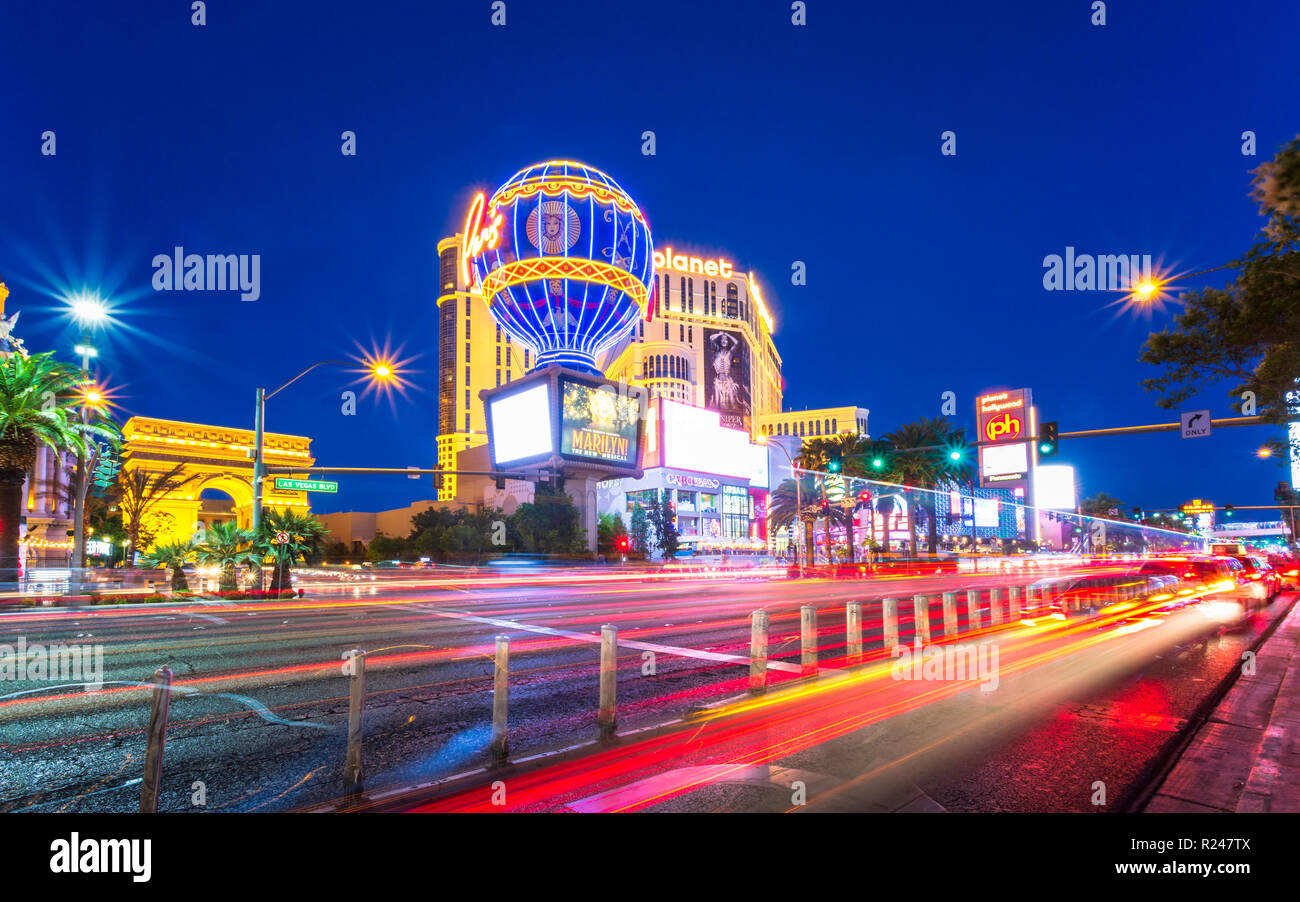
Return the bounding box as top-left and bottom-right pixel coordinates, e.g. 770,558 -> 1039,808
2,0 -> 1296,517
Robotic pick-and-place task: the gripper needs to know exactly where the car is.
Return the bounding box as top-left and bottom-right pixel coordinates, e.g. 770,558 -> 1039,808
1267,554 -> 1299,590
1230,555 -> 1280,601
1135,556 -> 1251,606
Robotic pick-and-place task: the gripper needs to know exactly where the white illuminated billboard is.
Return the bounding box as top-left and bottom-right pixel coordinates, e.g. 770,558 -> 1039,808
1034,464 -> 1077,511
661,400 -> 768,485
489,382 -> 553,466
981,441 -> 1028,481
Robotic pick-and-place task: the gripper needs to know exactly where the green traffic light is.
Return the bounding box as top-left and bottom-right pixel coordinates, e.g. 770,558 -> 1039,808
871,458 -> 884,469
949,450 -> 962,461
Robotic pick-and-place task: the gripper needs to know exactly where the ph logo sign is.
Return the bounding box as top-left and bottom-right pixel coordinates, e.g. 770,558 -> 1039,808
985,413 -> 1023,442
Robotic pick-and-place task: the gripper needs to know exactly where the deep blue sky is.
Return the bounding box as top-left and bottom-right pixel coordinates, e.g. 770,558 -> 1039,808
2,0 -> 1296,516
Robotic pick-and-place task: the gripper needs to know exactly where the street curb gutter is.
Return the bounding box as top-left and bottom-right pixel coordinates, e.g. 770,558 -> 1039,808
1119,592 -> 1299,813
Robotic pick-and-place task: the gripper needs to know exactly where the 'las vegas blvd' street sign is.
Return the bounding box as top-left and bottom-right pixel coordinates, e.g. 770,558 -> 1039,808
274,478 -> 338,493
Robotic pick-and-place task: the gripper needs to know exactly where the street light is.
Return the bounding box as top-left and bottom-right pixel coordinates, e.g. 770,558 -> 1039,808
68,294 -> 111,573
251,358 -> 396,577
757,435 -> 805,567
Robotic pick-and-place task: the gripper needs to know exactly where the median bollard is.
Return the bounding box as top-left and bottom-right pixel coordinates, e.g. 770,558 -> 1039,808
491,636 -> 509,768
139,665 -> 173,813
912,594 -> 931,644
846,602 -> 863,664
883,598 -> 900,650
988,587 -> 1003,625
343,649 -> 365,796
942,592 -> 958,638
598,624 -> 617,739
966,589 -> 981,631
1008,586 -> 1022,619
800,605 -> 818,674
749,610 -> 769,693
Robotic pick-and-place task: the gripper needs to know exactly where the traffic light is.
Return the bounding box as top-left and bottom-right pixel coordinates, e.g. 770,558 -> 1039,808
616,537 -> 629,552
826,450 -> 842,473
1037,422 -> 1059,458
1224,504 -> 1234,517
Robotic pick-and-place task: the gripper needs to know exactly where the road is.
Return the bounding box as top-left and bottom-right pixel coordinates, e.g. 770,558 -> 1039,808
0,563 -> 1287,813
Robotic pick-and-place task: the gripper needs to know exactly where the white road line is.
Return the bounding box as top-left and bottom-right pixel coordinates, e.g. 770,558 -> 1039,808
417,605 -> 816,674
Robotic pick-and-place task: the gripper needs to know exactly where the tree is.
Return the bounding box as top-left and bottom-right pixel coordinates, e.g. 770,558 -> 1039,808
881,417 -> 973,555
257,508 -> 328,593
117,462 -> 203,560
0,352 -> 116,582
768,474 -> 820,564
195,521 -> 258,592
629,502 -> 650,557
597,512 -> 628,558
1141,136 -> 1300,424
367,531 -> 408,562
141,540 -> 195,592
1079,492 -> 1126,517
511,485 -> 585,555
655,489 -> 680,558
797,433 -> 876,562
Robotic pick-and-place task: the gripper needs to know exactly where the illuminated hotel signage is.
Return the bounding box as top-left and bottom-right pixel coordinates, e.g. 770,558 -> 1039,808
977,389 -> 1032,486
653,247 -> 733,278
666,473 -> 721,490
460,191 -> 503,285
559,378 -> 642,469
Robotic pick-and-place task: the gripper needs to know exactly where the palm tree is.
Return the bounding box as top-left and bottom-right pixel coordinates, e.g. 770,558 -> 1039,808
141,540 -> 196,592
0,352 -> 116,583
257,507 -> 328,593
196,521 -> 258,592
882,417 -> 973,556
768,474 -> 820,565
117,463 -> 204,561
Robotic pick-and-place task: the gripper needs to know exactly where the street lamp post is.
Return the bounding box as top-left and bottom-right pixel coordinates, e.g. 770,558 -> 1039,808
70,297 -> 108,576
251,359 -> 392,587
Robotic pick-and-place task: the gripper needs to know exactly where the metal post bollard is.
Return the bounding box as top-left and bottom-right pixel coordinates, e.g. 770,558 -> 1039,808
942,592 -> 958,638
801,605 -> 818,673
599,624 -> 617,739
912,594 -> 931,644
749,610 -> 769,693
846,602 -> 863,664
882,597 -> 900,650
343,649 -> 365,796
139,665 -> 173,813
988,587 -> 1003,625
491,636 -> 509,768
966,589 -> 981,631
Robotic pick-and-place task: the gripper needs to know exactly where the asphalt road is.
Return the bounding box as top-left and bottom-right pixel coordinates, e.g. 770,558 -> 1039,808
0,563 -> 1275,813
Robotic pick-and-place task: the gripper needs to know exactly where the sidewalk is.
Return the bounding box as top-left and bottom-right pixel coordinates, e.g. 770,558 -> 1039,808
1144,597 -> 1300,812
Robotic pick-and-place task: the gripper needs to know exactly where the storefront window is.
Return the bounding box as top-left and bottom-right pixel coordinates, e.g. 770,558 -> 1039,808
677,491 -> 696,510
699,493 -> 718,514
722,485 -> 750,539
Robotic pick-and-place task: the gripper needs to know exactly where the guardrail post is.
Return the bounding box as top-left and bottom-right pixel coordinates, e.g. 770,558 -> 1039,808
966,589 -> 981,631
988,587 -> 1003,625
912,594 -> 931,644
942,592 -> 958,638
491,636 -> 509,767
599,624 -> 617,739
749,610 -> 769,693
846,602 -> 862,664
800,605 -> 818,673
1008,586 -> 1022,619
139,665 -> 172,813
882,597 -> 900,650
343,648 -> 365,796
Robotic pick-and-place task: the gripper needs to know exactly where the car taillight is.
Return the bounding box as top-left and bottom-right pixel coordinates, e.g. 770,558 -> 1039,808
1183,570 -> 1197,579
1249,573 -> 1261,580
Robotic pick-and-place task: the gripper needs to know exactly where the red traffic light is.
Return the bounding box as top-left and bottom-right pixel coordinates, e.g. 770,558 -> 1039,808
858,491 -> 871,502
617,537 -> 628,550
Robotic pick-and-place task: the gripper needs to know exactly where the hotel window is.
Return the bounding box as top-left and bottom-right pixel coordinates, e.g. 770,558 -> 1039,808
524,350 -> 530,367
506,347 -> 511,366
815,420 -> 821,436
831,418 -> 837,433
464,342 -> 471,362
464,413 -> 470,431
679,324 -> 684,342
495,324 -> 500,342
496,370 -> 501,386
726,282 -> 739,318
466,318 -> 470,339
688,279 -> 694,313
679,277 -> 685,312
664,322 -> 669,340
496,347 -> 501,365
464,366 -> 470,385
688,326 -> 692,343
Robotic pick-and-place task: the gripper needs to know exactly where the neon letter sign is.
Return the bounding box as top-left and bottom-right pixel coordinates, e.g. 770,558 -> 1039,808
461,192 -> 503,285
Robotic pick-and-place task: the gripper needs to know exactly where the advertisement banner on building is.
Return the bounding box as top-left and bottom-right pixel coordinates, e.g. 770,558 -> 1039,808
976,388 -> 1032,486
559,378 -> 642,468
704,328 -> 751,432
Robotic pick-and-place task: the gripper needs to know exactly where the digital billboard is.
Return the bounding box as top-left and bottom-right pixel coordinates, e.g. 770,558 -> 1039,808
660,399 -> 768,485
703,328 -> 751,431
1034,465 -> 1077,510
559,378 -> 642,469
976,389 -> 1032,485
488,382 -> 554,467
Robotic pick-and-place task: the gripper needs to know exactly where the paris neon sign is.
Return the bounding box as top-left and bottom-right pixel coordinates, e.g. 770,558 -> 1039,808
461,192 -> 503,285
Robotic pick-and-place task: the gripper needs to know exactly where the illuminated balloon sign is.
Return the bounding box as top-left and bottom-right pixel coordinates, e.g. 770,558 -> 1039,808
466,160 -> 655,374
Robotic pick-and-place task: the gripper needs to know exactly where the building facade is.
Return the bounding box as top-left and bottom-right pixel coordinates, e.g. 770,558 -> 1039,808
756,406 -> 870,441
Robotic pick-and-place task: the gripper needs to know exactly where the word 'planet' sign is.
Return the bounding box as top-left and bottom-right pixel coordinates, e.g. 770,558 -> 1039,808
653,247 -> 733,277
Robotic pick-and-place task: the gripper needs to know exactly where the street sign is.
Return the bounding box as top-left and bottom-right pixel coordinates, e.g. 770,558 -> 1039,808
1181,499 -> 1214,516
1180,409 -> 1212,439
273,532 -> 290,545
273,478 -> 338,493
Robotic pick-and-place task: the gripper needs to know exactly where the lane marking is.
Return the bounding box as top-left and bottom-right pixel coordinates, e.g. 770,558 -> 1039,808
416,605 -> 819,674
